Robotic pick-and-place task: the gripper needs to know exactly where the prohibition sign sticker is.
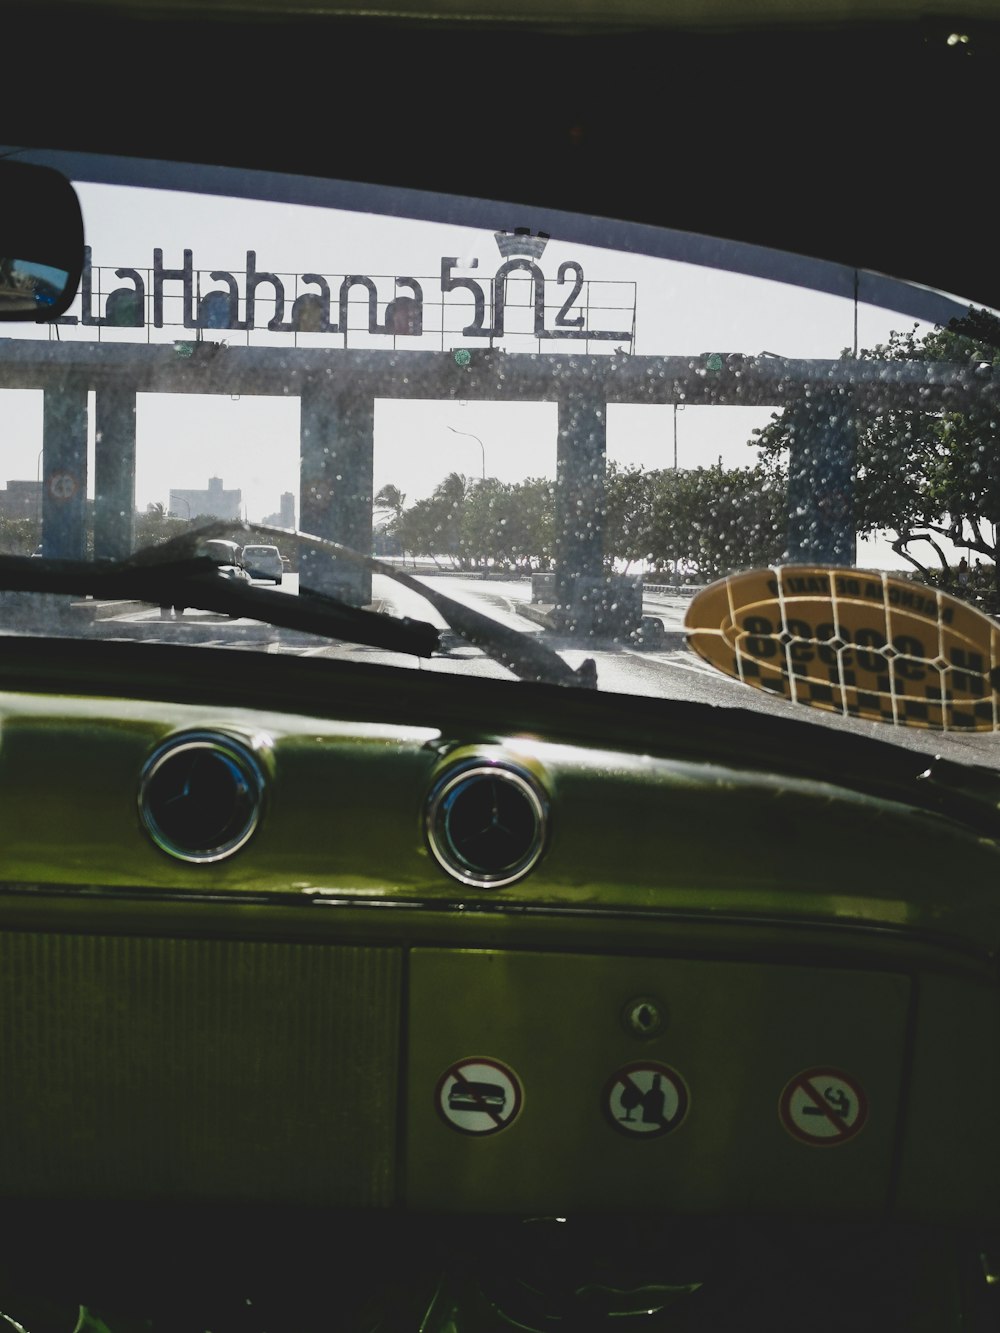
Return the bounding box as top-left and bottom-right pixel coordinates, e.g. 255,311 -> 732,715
435,1057 -> 523,1136
603,1061 -> 689,1138
779,1067 -> 868,1146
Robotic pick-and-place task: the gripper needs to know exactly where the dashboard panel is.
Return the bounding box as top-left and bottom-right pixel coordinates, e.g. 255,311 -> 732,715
1,636 -> 999,1227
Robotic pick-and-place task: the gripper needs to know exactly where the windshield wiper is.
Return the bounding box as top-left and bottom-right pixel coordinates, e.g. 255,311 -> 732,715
0,551 -> 440,658
139,519 -> 597,689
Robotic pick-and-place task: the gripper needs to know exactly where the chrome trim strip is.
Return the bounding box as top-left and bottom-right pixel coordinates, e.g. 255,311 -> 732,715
0,882 -> 991,965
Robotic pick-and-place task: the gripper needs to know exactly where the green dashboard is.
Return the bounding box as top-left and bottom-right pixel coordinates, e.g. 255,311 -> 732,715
1,636 -> 997,1232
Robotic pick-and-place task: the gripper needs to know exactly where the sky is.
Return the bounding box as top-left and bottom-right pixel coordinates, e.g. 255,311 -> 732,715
0,174 -> 973,569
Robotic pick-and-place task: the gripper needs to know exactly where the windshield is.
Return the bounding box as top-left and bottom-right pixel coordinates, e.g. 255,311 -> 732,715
3,149 -> 997,766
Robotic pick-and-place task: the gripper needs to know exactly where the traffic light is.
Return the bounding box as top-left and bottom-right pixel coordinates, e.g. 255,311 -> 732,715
703,352 -> 750,371
452,347 -> 503,368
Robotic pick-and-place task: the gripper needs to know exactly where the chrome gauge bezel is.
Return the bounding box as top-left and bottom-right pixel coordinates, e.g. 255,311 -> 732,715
137,729 -> 268,864
425,758 -> 549,889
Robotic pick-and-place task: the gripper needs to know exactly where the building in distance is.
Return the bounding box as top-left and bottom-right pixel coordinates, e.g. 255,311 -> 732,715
169,476 -> 241,521
261,491 -> 295,529
0,479 -> 42,519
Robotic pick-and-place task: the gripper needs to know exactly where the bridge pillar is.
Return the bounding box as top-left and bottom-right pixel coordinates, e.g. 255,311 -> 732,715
300,378 -> 373,605
41,381 -> 88,559
554,386 -> 622,634
784,391 -> 857,566
93,387 -> 137,559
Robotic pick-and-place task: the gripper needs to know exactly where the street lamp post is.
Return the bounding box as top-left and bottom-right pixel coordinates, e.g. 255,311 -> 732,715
447,425 -> 487,576
672,403 -> 685,470
671,404 -> 686,585
447,425 -> 486,481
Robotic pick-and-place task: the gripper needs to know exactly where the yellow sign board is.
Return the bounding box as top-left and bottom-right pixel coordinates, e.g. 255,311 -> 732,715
685,566 -> 1000,731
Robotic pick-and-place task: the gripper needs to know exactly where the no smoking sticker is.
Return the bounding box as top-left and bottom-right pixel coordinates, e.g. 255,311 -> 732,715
603,1061 -> 688,1138
779,1067 -> 867,1146
435,1057 -> 523,1136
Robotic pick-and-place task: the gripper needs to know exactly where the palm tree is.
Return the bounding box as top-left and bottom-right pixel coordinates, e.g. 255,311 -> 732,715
373,484 -> 407,560
374,483 -> 406,520
434,472 -> 471,505
432,472 -> 473,567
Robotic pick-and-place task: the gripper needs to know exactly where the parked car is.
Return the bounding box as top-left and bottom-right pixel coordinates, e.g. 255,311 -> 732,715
160,539 -> 250,617
198,538 -> 248,575
241,543 -> 284,584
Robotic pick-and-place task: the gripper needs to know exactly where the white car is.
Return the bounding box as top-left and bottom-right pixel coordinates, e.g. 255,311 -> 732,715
241,543 -> 284,584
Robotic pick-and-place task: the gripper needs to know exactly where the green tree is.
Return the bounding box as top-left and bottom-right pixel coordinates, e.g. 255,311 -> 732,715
753,308 -> 1000,584
394,490 -> 462,568
431,472 -> 474,568
603,462 -> 655,573
388,460 -> 784,584
390,473 -> 555,573
134,505 -> 187,551
509,477 -> 555,571
460,477 -> 554,572
0,513 -> 40,556
373,484 -> 406,558
648,463 -> 786,582
462,477 -> 510,572
374,483 -> 406,521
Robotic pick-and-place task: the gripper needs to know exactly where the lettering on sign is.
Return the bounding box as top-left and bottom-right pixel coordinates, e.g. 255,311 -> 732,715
64,232 -> 635,346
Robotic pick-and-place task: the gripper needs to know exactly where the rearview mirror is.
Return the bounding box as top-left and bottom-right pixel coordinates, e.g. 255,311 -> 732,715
0,159 -> 84,321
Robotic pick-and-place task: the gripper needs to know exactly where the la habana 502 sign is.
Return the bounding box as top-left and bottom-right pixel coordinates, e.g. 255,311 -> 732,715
62,231 -> 635,345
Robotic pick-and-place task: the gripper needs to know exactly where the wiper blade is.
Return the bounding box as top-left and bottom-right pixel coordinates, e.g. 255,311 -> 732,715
385,562 -> 598,689
176,519 -> 597,689
0,552 -> 440,658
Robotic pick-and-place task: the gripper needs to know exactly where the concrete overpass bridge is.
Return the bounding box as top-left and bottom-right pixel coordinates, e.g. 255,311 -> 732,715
3,338 -> 993,613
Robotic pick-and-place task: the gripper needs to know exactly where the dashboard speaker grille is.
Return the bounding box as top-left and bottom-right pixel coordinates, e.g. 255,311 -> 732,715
0,930 -> 400,1204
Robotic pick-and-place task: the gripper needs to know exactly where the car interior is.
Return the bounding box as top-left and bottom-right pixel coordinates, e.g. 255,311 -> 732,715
3,1 -> 1000,1330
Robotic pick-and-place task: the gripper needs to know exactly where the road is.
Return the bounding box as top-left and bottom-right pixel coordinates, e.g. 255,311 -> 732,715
381,574 -> 727,702
102,571 -> 996,764
106,569 -> 734,700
